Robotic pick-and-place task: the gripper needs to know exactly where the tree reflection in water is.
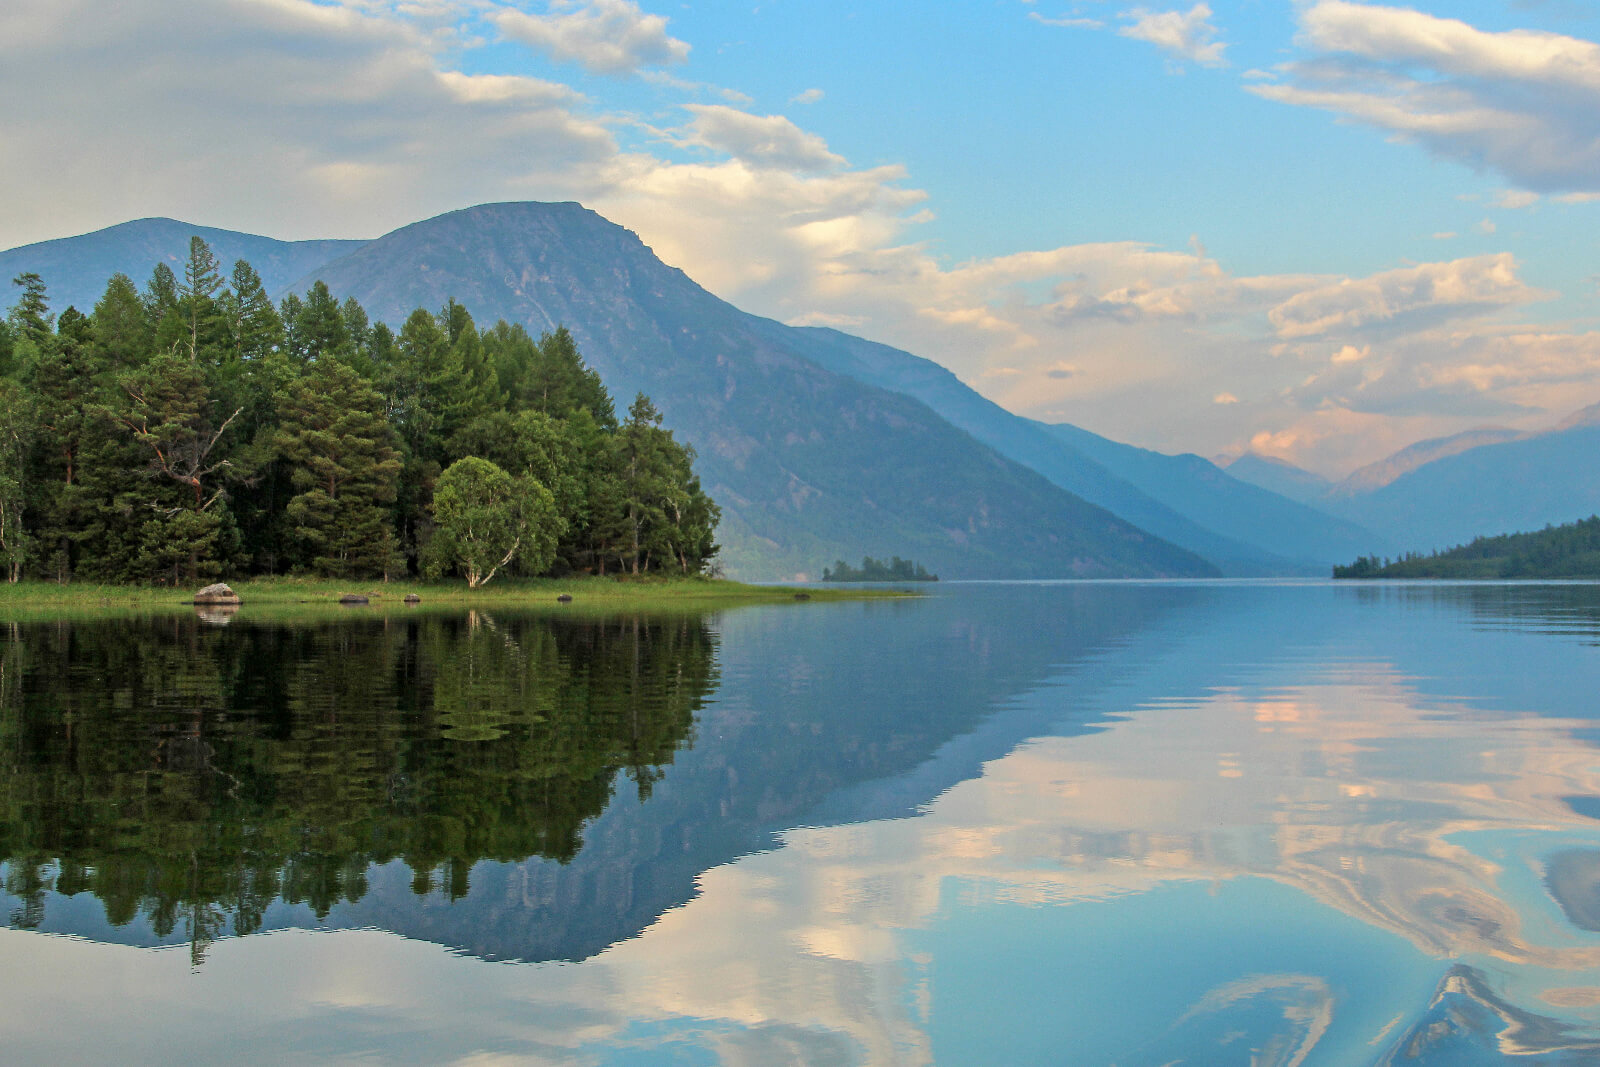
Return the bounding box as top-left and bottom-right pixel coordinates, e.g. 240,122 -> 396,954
0,610 -> 717,965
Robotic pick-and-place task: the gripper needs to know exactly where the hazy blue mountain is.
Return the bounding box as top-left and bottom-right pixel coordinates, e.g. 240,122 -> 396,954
752,322 -> 1318,574
1039,421 -> 1388,567
1221,453 -> 1333,506
1332,427 -> 1523,498
283,202 -> 1213,579
1335,423 -> 1600,552
0,217 -> 363,315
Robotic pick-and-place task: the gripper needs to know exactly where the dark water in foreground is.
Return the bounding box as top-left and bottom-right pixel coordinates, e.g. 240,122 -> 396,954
3,581 -> 1600,1063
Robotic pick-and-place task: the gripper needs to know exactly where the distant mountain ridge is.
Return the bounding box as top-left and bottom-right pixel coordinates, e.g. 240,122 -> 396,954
1333,427 -> 1524,497
1225,402 -> 1600,555
749,322 -> 1383,573
0,217 -> 363,314
1219,453 -> 1333,507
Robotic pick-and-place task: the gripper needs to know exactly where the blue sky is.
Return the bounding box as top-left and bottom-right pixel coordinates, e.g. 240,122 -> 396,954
2,0 -> 1598,474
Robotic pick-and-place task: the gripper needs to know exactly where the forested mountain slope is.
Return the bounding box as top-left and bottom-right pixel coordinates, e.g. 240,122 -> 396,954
279,201 -> 1213,579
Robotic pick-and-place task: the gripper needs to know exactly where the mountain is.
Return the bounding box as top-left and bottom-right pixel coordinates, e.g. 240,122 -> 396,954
1553,400 -> 1600,432
1332,427 -> 1523,498
279,202 -> 1213,579
0,217 -> 363,315
1220,453 -> 1332,506
1039,421 -> 1386,569
1334,422 -> 1600,552
749,323 -> 1382,573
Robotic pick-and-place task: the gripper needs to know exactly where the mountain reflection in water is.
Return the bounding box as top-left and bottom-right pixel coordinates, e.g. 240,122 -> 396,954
5,584 -> 1600,1064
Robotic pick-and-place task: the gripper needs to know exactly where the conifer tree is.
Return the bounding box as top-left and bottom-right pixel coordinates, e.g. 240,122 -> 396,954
91,273 -> 153,380
276,360 -> 402,577
178,237 -> 226,362
0,378 -> 32,581
8,273 -> 52,347
110,352 -> 246,582
294,281 -> 348,363
224,261 -> 283,363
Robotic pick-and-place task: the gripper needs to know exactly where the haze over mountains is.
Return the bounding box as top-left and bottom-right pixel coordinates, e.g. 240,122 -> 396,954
1225,408 -> 1600,554
8,201 -> 1593,576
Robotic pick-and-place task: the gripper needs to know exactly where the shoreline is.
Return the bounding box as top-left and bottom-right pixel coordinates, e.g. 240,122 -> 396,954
0,576 -> 914,621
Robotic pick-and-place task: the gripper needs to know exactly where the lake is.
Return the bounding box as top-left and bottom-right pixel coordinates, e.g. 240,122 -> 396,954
3,581 -> 1600,1064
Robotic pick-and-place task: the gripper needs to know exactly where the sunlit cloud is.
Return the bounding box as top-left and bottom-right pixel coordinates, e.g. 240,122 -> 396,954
1252,0 -> 1600,193
1118,3 -> 1227,68
672,105 -> 845,172
490,0 -> 689,76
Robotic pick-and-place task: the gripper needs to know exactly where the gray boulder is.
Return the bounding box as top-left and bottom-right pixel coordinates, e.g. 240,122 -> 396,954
194,582 -> 241,605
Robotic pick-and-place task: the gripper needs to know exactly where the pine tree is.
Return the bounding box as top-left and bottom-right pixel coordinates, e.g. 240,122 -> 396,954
224,260 -> 283,363
91,273 -> 153,380
8,273 -> 53,347
177,237 -> 226,362
0,378 -> 32,581
276,360 -> 402,578
294,281 -> 348,363
109,352 -> 247,582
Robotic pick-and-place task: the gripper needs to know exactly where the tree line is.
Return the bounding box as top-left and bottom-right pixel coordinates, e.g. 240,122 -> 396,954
0,238 -> 719,585
821,555 -> 937,582
1333,515 -> 1600,579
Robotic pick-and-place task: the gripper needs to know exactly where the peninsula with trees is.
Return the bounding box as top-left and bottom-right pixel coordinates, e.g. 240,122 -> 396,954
0,238 -> 721,588
1333,515 -> 1600,579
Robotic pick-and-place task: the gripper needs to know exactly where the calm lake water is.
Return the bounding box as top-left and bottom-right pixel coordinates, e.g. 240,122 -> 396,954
3,581 -> 1600,1064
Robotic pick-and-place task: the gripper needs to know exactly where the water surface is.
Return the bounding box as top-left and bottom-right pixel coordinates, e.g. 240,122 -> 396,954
2,582 -> 1600,1063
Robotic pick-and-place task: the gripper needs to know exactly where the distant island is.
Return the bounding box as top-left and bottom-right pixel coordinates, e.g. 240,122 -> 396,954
822,556 -> 938,582
1334,516 -> 1600,579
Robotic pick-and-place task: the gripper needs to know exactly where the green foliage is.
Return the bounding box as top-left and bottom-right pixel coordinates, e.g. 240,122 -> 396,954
428,457 -> 559,586
8,273 -> 52,346
276,359 -> 403,578
822,555 -> 938,582
0,379 -> 30,581
0,252 -> 720,585
1333,515 -> 1600,579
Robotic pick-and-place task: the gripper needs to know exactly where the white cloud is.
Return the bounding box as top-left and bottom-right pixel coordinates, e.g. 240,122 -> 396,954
790,88 -> 825,105
492,0 -> 689,76
1252,1 -> 1600,193
1118,3 -> 1227,68
1213,391 -> 1239,404
673,105 -> 845,172
0,0 -> 615,244
1493,189 -> 1540,210
1030,13 -> 1106,29
1267,255 -> 1539,340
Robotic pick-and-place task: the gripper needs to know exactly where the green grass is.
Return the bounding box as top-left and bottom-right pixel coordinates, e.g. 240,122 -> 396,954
0,575 -> 914,622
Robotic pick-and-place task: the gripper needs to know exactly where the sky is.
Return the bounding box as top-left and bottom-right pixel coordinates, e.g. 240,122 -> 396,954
2,0 -> 1598,477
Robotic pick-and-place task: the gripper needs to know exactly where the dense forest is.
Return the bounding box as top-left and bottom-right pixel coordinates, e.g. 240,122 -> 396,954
821,556 -> 937,582
0,238 -> 719,585
1334,515 -> 1600,579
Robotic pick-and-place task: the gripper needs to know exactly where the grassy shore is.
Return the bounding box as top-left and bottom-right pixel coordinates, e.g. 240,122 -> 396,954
0,575 -> 913,621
